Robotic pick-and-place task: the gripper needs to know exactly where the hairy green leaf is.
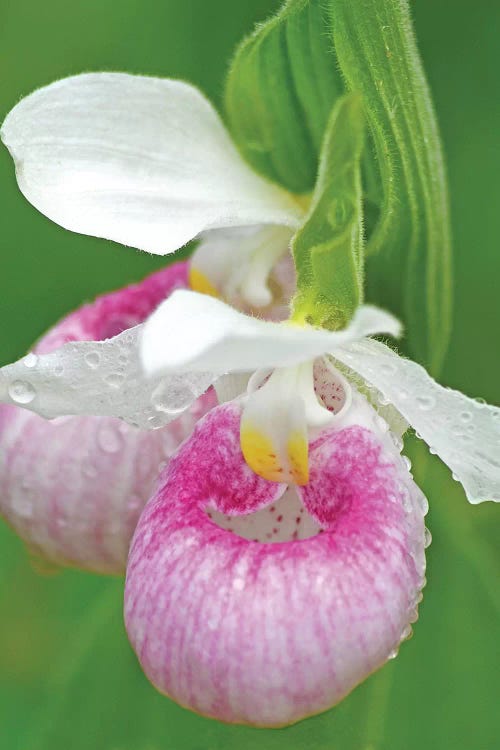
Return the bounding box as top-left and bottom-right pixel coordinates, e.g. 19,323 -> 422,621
292,93 -> 365,329
225,0 -> 343,194
327,0 -> 453,373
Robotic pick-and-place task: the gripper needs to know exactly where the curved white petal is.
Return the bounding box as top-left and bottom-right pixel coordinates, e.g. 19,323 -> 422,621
190,225 -> 294,309
140,290 -> 401,375
0,326 -> 216,428
334,338 -> 500,504
1,73 -> 302,254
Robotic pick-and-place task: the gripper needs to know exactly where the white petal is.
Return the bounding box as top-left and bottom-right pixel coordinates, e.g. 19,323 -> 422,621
190,225 -> 293,308
334,338 -> 500,504
140,290 -> 401,375
1,73 -> 302,254
0,326 -> 216,428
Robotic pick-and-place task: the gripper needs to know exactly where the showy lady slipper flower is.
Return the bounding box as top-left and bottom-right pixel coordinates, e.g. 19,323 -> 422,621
1,73 -> 305,313
123,289 -> 497,725
2,287 -> 497,725
125,293 -> 500,725
0,263 -> 216,574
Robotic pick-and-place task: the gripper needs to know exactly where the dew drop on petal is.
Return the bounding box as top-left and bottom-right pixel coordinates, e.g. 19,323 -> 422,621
8,380 -> 36,404
84,351 -> 101,369
128,495 -> 143,513
416,394 -> 435,411
23,352 -> 38,368
97,423 -> 124,454
148,414 -> 168,429
105,372 -> 125,388
82,462 -> 98,479
418,494 -> 429,515
400,624 -> 413,641
151,381 -> 194,415
424,527 -> 432,548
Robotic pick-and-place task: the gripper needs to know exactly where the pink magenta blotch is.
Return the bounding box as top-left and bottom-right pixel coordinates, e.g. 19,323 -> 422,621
0,262 -> 215,574
125,402 -> 426,726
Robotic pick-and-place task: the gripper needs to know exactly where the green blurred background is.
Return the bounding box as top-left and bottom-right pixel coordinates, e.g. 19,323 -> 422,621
0,1 -> 498,748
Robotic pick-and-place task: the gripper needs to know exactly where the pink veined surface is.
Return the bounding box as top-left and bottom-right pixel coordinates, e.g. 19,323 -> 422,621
0,262 -> 215,574
125,402 -> 427,727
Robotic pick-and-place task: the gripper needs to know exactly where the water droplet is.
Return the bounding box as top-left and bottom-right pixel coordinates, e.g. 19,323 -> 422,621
460,410 -> 472,423
128,495 -> 143,513
403,455 -> 412,471
8,380 -> 36,404
424,527 -> 432,548
105,372 -> 125,388
54,365 -> 64,377
400,624 -> 413,641
23,352 -> 38,368
85,351 -> 101,369
391,434 -> 403,451
418,494 -> 429,515
152,381 -> 194,415
82,462 -> 98,479
97,424 -> 124,454
148,414 -> 167,429
416,394 -> 435,411
387,647 -> 399,660
409,608 -> 419,624
232,577 -> 245,591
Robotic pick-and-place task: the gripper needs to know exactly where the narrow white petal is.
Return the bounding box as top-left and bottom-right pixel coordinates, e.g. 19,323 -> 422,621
140,290 -> 401,375
0,326 -> 216,428
334,338 -> 500,504
1,73 -> 301,254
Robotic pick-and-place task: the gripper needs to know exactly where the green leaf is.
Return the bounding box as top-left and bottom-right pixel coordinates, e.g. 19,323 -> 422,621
327,0 -> 452,373
291,93 -> 365,329
225,0 -> 344,194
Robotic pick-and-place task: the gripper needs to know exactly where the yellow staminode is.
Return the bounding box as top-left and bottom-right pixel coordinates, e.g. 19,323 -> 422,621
189,266 -> 219,298
240,421 -> 309,486
240,422 -> 285,483
286,430 -> 309,485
